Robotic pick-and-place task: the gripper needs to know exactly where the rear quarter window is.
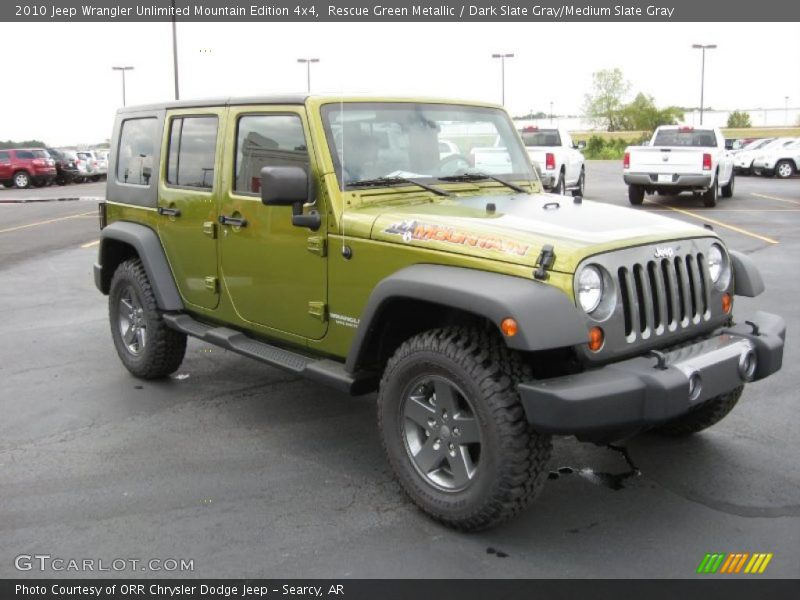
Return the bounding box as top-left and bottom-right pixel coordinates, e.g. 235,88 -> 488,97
117,117 -> 158,186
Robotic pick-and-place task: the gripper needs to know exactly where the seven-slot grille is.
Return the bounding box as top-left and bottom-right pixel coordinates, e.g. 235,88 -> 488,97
617,252 -> 711,340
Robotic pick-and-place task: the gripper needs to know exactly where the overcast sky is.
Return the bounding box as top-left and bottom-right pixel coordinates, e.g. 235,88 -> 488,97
1,21 -> 798,145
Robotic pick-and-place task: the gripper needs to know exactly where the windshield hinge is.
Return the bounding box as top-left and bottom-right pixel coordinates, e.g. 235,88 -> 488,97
533,244 -> 556,281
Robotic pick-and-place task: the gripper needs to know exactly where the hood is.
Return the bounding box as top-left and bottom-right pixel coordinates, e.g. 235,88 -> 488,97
345,192 -> 711,272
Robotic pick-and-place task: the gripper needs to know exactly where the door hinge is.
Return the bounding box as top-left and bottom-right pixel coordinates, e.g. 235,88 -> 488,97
307,236 -> 327,257
308,301 -> 327,321
204,276 -> 219,293
203,221 -> 217,239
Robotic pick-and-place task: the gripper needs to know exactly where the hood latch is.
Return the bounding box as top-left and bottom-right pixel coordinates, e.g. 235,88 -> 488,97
533,244 -> 556,281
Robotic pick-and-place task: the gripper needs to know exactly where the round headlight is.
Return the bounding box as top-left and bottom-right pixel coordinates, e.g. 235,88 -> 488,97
578,266 -> 603,313
707,243 -> 731,290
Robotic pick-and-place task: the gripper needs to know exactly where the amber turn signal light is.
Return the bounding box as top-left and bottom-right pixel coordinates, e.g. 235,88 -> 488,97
588,326 -> 604,352
722,292 -> 732,314
501,318 -> 518,337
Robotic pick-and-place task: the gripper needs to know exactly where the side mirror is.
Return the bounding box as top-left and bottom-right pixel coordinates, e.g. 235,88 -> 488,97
260,165 -> 309,206
260,165 -> 320,230
576,140 -> 586,150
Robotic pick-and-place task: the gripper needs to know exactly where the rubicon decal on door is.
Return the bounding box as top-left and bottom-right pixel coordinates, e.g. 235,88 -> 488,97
384,220 -> 530,257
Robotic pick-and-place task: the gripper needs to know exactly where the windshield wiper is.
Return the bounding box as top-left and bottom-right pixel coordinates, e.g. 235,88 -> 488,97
345,176 -> 451,196
438,172 -> 528,194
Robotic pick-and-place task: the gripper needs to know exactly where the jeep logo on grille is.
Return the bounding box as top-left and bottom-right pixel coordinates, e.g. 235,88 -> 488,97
654,246 -> 675,258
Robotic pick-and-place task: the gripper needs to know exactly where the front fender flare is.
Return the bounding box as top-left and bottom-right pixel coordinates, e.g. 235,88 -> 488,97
345,264 -> 588,373
94,221 -> 183,311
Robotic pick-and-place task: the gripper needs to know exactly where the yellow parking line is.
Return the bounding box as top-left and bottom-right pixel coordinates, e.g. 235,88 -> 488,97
0,211 -> 94,234
644,200 -> 779,244
81,240 -> 100,248
751,192 -> 800,206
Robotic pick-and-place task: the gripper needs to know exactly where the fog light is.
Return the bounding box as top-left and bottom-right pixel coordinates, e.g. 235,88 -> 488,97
588,327 -> 604,352
501,318 -> 518,337
688,372 -> 703,402
722,292 -> 732,314
738,349 -> 757,381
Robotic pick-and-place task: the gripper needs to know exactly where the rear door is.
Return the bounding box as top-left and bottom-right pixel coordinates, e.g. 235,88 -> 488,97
156,109 -> 224,310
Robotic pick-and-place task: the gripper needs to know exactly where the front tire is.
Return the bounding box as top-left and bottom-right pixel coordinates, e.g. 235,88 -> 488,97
628,184 -> 644,205
775,160 -> 795,179
377,327 -> 552,531
109,258 -> 187,379
13,171 -> 31,189
654,387 -> 743,437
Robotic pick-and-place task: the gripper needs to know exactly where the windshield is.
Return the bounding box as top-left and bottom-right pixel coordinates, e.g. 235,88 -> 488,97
519,129 -> 561,147
652,129 -> 717,147
321,102 -> 535,188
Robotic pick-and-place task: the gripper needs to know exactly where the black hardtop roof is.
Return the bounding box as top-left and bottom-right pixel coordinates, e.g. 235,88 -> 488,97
117,94 -> 310,114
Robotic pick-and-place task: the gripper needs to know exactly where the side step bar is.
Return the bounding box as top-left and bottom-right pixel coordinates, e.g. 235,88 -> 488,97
163,313 -> 377,395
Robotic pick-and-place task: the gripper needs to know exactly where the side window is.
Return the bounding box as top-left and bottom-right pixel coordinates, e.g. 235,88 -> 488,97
16,151 -> 34,159
234,114 -> 308,195
166,116 -> 218,189
117,118 -> 157,185
0,151 -> 9,161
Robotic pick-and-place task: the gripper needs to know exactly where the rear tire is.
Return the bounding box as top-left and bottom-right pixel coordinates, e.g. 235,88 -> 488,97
654,387 -> 743,437
554,172 -> 566,195
628,184 -> 644,205
109,258 -> 187,379
377,326 -> 552,531
702,177 -> 719,207
571,168 -> 585,197
720,171 -> 735,198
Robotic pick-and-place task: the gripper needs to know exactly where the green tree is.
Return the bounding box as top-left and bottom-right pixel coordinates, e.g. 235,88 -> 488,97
618,93 -> 684,132
582,68 -> 630,131
727,110 -> 752,128
0,139 -> 47,149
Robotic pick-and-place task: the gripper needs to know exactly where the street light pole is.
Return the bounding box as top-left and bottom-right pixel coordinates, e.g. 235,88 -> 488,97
297,58 -> 320,93
171,0 -> 180,100
491,53 -> 514,106
691,43 -> 717,125
111,66 -> 134,107
549,101 -> 553,124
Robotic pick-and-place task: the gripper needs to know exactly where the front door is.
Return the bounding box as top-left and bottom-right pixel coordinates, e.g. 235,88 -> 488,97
218,107 -> 328,340
0,151 -> 12,181
157,109 -> 223,310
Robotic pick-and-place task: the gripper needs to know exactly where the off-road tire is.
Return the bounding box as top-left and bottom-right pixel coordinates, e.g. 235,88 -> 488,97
628,184 -> 644,205
654,386 -> 743,437
109,258 -> 187,379
702,177 -> 719,207
377,326 -> 552,531
721,171 -> 735,198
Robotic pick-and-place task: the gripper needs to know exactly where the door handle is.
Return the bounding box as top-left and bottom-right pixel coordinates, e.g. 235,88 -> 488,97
157,206 -> 181,217
218,215 -> 247,228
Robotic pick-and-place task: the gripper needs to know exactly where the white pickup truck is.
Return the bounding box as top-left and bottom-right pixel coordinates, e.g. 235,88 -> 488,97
623,125 -> 735,207
518,126 -> 585,195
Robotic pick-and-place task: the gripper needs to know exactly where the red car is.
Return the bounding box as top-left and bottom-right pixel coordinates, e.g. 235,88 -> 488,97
0,148 -> 57,188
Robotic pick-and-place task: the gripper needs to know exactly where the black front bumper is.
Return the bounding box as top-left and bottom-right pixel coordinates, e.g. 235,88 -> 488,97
518,311 -> 785,441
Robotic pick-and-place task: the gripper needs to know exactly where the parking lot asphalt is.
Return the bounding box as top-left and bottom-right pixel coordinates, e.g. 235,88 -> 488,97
1,164 -> 798,578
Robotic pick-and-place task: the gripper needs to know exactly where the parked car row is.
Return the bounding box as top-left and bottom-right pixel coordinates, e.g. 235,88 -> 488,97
0,147 -> 108,189
732,137 -> 799,178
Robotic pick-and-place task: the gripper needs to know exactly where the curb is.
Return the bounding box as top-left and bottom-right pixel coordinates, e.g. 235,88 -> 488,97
0,196 -> 104,204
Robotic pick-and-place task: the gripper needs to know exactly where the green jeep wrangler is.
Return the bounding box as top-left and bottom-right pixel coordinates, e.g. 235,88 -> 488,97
95,96 -> 785,530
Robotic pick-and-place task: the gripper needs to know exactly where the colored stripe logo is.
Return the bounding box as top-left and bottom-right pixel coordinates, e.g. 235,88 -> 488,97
697,552 -> 773,574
